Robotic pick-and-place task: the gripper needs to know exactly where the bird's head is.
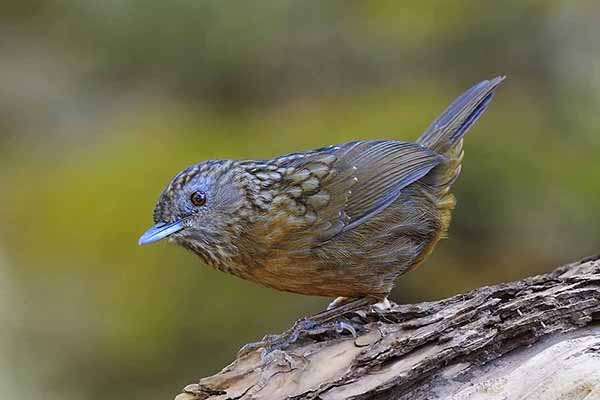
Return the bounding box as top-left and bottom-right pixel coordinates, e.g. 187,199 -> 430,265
139,160 -> 249,266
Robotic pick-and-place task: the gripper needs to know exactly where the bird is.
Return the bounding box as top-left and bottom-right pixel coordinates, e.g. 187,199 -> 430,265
139,77 -> 504,341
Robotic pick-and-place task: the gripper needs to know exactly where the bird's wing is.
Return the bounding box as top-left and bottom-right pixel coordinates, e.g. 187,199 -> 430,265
255,140 -> 443,246
329,140 -> 443,235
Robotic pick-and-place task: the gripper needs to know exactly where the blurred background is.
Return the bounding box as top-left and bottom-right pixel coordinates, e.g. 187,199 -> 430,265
1,1 -> 599,399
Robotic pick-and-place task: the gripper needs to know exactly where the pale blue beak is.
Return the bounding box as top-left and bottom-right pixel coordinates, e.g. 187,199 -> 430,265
138,220 -> 185,245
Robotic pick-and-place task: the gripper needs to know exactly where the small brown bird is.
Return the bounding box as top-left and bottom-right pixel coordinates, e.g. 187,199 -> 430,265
140,77 -> 504,322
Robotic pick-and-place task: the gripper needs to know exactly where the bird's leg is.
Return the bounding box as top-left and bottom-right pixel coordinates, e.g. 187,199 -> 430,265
371,297 -> 392,313
238,297 -> 376,359
327,296 -> 353,310
311,296 -> 376,323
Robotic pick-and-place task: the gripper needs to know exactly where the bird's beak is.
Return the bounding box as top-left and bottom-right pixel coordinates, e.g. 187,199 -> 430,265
138,220 -> 185,245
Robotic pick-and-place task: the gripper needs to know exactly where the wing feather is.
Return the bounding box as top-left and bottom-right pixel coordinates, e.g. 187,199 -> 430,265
329,140 -> 443,236
250,140 -> 443,248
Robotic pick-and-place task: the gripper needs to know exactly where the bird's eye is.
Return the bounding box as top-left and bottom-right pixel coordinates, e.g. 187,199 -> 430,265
190,191 -> 207,207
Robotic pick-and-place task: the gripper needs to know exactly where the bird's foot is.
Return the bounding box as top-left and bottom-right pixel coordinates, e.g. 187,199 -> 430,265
237,317 -> 316,359
237,315 -> 363,360
238,297 -> 375,360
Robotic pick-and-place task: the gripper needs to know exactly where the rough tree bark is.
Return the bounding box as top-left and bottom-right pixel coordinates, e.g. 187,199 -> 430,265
175,255 -> 600,400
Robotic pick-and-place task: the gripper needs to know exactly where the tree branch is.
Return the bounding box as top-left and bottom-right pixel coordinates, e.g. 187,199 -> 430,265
175,255 -> 600,400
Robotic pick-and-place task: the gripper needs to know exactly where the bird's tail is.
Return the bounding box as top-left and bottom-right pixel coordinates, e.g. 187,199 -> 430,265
418,77 -> 504,194
418,76 -> 505,155
413,77 -> 504,255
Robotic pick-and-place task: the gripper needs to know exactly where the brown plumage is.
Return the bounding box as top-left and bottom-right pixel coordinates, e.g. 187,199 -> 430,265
140,77 -> 504,304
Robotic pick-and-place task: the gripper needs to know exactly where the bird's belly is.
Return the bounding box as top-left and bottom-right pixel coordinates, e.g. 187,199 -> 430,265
238,253 -> 390,298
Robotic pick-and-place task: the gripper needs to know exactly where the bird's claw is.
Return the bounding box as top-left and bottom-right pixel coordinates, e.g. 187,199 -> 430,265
237,317 -> 315,358
237,340 -> 267,358
237,315 -> 362,360
334,319 -> 358,337
260,348 -> 307,367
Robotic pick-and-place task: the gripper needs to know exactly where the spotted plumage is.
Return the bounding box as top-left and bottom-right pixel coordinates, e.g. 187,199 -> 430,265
140,77 -> 504,302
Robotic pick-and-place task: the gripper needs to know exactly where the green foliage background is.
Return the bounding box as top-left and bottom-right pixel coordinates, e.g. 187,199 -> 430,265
1,2 -> 599,399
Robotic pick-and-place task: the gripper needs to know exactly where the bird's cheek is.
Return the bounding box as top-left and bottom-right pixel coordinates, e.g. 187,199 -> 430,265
168,228 -> 190,243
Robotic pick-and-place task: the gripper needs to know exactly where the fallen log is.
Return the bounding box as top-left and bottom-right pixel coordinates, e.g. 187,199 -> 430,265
175,255 -> 600,400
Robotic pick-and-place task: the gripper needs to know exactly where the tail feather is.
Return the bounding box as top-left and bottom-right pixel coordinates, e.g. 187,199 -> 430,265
418,76 -> 505,154
408,77 -> 504,273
